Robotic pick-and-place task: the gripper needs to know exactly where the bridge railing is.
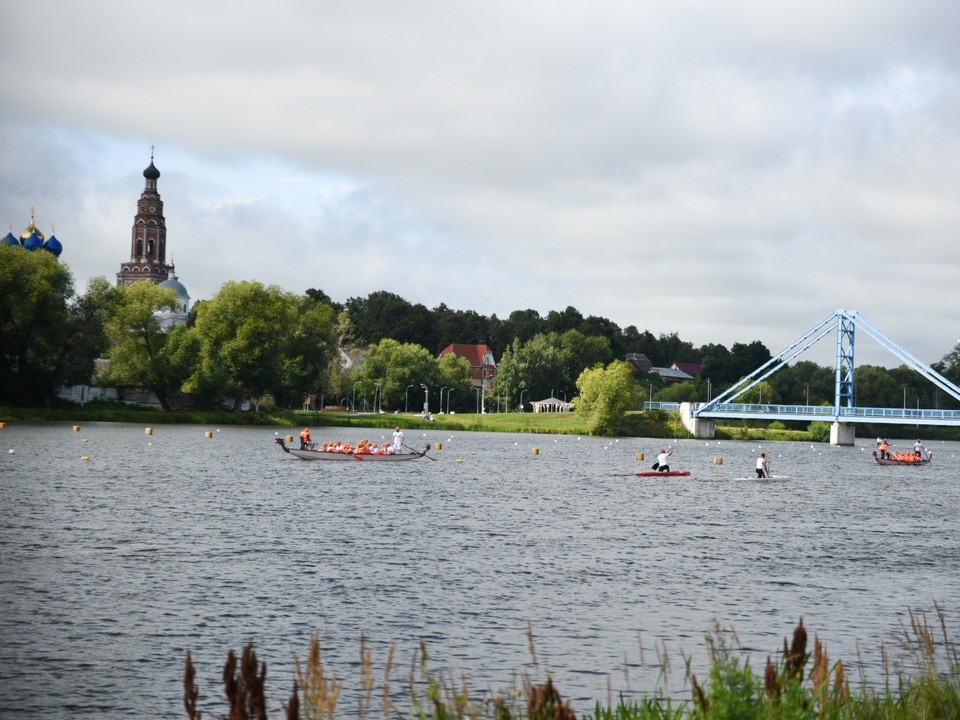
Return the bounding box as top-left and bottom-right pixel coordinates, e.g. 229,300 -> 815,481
644,401 -> 960,422
681,402 -> 960,422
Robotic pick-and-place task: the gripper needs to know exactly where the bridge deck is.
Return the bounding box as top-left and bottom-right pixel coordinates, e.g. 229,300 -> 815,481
648,402 -> 960,426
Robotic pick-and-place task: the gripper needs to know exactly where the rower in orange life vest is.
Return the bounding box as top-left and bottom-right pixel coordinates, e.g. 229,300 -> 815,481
299,427 -> 312,450
878,438 -> 889,460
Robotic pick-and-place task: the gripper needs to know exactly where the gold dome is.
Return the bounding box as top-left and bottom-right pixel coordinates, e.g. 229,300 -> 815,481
20,210 -> 45,242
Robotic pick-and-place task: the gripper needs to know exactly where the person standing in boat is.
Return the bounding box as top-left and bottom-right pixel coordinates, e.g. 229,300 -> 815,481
655,447 -> 673,473
756,452 -> 770,478
914,439 -> 925,458
299,427 -> 312,450
878,438 -> 890,460
392,426 -> 404,453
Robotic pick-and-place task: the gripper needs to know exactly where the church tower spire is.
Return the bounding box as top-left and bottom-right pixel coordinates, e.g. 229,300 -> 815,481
117,148 -> 171,286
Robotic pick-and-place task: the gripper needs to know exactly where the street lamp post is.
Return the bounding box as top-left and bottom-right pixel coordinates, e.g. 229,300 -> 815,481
352,382 -> 360,412
475,386 -> 482,414
405,384 -> 413,413
559,390 -> 566,402
374,383 -> 382,413
420,383 -> 429,416
439,387 -> 447,414
519,389 -> 527,412
446,388 -> 454,414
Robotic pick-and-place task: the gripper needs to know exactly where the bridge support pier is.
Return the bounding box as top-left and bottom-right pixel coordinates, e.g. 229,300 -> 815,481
681,403 -> 716,439
830,422 -> 856,446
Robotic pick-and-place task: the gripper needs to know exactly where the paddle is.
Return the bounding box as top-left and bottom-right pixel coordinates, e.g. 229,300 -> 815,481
404,443 -> 436,460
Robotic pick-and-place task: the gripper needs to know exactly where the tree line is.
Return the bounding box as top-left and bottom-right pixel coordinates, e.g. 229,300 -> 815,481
3,246 -> 959,420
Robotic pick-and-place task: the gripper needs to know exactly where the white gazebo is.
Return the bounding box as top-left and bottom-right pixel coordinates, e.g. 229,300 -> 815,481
529,396 -> 573,413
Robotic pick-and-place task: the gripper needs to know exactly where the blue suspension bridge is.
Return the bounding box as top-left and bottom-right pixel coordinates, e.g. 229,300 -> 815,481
665,309 -> 960,444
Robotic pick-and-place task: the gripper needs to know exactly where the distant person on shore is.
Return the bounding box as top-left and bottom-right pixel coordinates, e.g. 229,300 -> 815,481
654,447 -> 673,473
756,452 -> 770,478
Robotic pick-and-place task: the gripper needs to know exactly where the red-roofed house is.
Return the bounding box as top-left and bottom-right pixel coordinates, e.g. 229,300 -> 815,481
673,361 -> 702,377
439,343 -> 497,389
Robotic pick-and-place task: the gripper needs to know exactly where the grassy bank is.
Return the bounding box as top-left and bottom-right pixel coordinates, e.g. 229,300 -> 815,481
0,402 -> 828,442
186,608 -> 959,719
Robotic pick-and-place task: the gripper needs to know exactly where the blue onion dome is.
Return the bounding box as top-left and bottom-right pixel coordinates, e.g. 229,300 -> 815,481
2,231 -> 19,247
143,160 -> 160,180
42,235 -> 63,257
22,231 -> 43,251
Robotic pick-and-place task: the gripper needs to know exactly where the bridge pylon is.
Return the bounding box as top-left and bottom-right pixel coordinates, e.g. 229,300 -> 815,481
689,309 -> 960,444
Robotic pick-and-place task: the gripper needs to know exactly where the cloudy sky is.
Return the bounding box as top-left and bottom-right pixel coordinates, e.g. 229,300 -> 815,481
2,0 -> 959,367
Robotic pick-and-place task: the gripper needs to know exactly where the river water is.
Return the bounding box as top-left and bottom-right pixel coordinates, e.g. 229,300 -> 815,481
1,422 -> 957,718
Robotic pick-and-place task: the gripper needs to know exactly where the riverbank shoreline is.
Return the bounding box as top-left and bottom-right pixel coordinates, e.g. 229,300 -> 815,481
1,402 -> 823,442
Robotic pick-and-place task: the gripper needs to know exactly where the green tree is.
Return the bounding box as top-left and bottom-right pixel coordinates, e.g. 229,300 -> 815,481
729,341 -> 772,380
65,277 -> 119,387
739,379 -> 778,404
356,339 -> 441,413
436,352 -> 474,413
193,281 -> 303,410
0,246 -> 88,406
269,296 -> 337,409
574,360 -> 639,435
493,333 -> 566,408
656,379 -> 701,403
545,305 -> 583,334
769,360 -> 834,405
853,365 -> 901,408
434,304 -> 490,349
558,329 -> 612,394
102,281 -> 196,411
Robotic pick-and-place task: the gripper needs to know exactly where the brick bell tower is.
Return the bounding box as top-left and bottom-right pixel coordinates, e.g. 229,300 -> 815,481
117,149 -> 171,286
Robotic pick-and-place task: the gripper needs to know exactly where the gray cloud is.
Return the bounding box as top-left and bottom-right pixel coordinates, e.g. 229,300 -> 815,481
2,0 -> 958,366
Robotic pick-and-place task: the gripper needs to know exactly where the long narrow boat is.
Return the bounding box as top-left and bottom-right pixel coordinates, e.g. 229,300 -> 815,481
871,450 -> 932,466
636,470 -> 692,477
275,437 -> 431,461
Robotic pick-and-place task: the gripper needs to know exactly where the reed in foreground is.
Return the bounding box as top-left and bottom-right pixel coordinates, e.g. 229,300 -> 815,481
183,606 -> 959,719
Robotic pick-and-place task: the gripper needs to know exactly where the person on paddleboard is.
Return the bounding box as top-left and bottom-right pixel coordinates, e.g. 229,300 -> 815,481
756,452 -> 770,478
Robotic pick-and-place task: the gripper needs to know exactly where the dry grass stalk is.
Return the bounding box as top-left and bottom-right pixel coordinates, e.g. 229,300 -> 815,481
810,634 -> 829,694
833,659 -> 849,705
358,634 -> 374,720
221,644 -> 268,720
184,651 -> 202,720
763,656 -> 780,701
656,639 -> 672,687
381,644 -> 398,719
294,632 -> 342,720
285,681 -> 300,720
524,677 -> 576,720
690,673 -> 707,715
527,620 -> 539,670
784,618 -> 807,681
